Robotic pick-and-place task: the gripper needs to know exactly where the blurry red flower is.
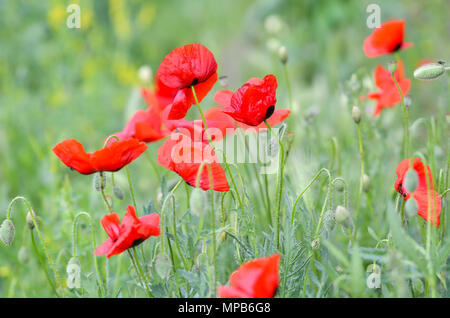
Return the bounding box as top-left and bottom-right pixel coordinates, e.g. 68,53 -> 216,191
367,60 -> 411,116
395,158 -> 441,226
215,75 -> 278,126
218,254 -> 280,298
53,138 -> 147,175
108,107 -> 168,145
141,74 -> 178,111
157,132 -> 229,192
157,44 -> 218,120
94,205 -> 160,258
363,20 -> 412,58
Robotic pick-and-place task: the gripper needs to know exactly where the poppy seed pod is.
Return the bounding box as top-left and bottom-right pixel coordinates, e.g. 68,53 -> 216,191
26,210 -> 37,230
113,185 -> 124,200
413,62 -> 446,81
278,46 -> 288,64
335,205 -> 350,223
352,106 -> 362,124
0,219 -> 15,246
362,174 -> 371,192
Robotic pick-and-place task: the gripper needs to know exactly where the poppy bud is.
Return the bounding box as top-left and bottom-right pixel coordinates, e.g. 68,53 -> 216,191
388,60 -> 397,74
362,174 -> 371,192
352,106 -> 362,124
403,169 -> 418,193
18,246 -> 30,264
412,278 -> 424,295
404,95 -> 412,108
413,62 -> 446,81
138,65 -> 153,84
190,188 -> 206,216
405,198 -> 418,218
67,257 -> 81,289
154,253 -> 171,279
113,185 -> 124,200
335,205 -> 349,223
0,219 -> 15,246
26,210 -> 37,230
335,182 -> 344,192
323,210 -> 335,232
311,238 -> 320,250
93,173 -> 106,192
278,46 -> 288,64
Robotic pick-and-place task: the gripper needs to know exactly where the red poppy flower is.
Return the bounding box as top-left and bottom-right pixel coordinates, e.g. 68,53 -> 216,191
163,106 -> 235,142
94,205 -> 160,258
214,75 -> 278,126
157,44 -> 218,120
367,60 -> 411,116
141,74 -> 179,111
157,132 -> 229,192
53,138 -> 147,175
395,158 -> 441,226
108,107 -> 168,145
218,254 -> 280,298
363,20 -> 412,58
215,89 -> 289,130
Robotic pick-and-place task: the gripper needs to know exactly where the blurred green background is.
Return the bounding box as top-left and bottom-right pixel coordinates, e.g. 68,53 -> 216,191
0,0 -> 448,296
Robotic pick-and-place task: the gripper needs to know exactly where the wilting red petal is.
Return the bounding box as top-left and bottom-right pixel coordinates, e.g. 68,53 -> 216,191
158,43 -> 218,89
223,74 -> 278,126
219,254 -> 280,298
52,139 -> 96,174
363,20 -> 412,58
157,132 -> 229,192
91,138 -> 148,172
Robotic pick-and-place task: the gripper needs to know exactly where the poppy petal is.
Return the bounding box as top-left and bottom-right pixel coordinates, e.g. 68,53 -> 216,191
52,139 -> 96,174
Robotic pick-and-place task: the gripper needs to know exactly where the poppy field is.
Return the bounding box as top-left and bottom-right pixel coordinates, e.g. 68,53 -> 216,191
0,0 -> 449,299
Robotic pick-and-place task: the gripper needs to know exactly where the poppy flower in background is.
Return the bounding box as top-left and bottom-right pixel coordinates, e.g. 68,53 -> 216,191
107,107 -> 168,145
367,59 -> 411,116
218,254 -> 280,298
53,138 -> 147,175
141,74 -> 178,111
363,20 -> 412,58
394,158 -> 441,226
215,75 -> 278,126
157,43 -> 218,120
163,106 -> 236,142
94,205 -> 160,258
157,132 -> 229,192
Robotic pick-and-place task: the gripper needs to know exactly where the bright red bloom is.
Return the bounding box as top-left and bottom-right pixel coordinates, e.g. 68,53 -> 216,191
367,60 -> 411,116
363,20 -> 412,58
395,158 -> 441,226
215,75 -> 278,126
157,132 -> 229,192
218,254 -> 280,298
108,107 -> 168,145
53,138 -> 147,175
157,44 -> 218,120
141,74 -> 179,111
94,205 -> 160,258
163,106 -> 235,142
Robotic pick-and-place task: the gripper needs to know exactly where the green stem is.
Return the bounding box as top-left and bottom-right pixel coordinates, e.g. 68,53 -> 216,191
125,166 -> 137,211
355,123 -> 365,230
100,172 -> 113,213
284,63 -> 293,109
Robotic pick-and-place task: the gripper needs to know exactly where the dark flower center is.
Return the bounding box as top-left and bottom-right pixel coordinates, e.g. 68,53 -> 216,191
392,42 -> 403,52
264,105 -> 275,120
191,78 -> 199,86
131,238 -> 144,248
397,183 -> 407,198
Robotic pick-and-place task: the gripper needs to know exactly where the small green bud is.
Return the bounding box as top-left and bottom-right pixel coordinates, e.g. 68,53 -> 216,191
190,188 -> 206,216
154,253 -> 172,279
311,238 -> 320,250
404,169 -> 418,193
278,46 -> 288,64
26,210 -> 37,230
18,246 -> 30,264
93,173 -> 106,192
335,181 -> 344,192
412,278 -> 424,295
323,210 -> 336,232
413,62 -> 446,81
388,60 -> 397,73
335,205 -> 350,223
362,174 -> 371,192
0,219 -> 15,246
113,185 -> 124,200
352,106 -> 362,124
405,198 -> 418,218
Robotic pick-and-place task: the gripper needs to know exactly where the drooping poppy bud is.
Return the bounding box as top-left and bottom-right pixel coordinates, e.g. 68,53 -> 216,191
413,62 -> 446,81
26,210 -> 37,230
335,205 -> 350,223
0,219 -> 15,246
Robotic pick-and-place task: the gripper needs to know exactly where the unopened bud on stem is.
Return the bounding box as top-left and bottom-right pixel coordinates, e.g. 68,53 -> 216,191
26,210 -> 37,230
0,219 -> 15,246
388,60 -> 397,73
278,46 -> 288,64
335,205 -> 350,223
414,62 -> 446,81
362,174 -> 371,192
352,106 -> 362,124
